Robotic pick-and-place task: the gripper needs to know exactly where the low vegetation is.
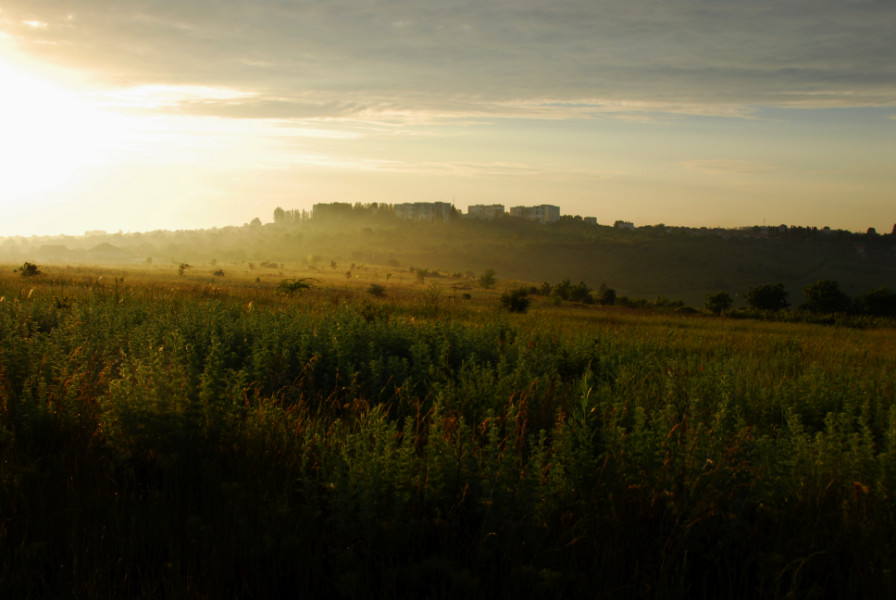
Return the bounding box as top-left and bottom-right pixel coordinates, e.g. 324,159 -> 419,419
1,264 -> 895,598
14,261 -> 41,277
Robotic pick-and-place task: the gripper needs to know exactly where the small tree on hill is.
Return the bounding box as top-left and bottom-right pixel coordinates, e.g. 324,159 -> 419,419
801,279 -> 851,314
597,283 -> 616,306
501,288 -> 530,313
856,287 -> 896,317
552,279 -> 572,301
478,269 -> 496,289
568,281 -> 594,304
705,291 -> 733,315
746,283 -> 788,312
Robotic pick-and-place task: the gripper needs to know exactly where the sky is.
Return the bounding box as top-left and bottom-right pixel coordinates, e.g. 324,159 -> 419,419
1,0 -> 894,237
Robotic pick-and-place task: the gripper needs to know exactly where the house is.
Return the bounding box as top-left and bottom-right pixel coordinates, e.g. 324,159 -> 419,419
614,220 -> 635,230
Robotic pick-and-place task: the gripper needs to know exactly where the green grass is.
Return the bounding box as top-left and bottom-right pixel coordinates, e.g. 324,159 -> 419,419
1,265 -> 895,598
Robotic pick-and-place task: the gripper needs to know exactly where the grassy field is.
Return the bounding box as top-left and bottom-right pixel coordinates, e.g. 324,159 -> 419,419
2,263 -> 895,598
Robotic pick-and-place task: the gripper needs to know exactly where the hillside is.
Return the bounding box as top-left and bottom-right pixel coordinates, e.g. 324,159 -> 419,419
3,215 -> 895,306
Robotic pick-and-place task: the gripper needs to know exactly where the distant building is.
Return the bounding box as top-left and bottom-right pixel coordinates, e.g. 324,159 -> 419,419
584,217 -> 597,225
614,220 -> 635,230
394,202 -> 455,222
467,204 -> 505,220
509,204 -> 561,224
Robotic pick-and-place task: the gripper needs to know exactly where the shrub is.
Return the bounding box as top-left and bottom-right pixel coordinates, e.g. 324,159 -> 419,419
705,291 -> 733,315
17,261 -> 41,277
501,288 -> 531,313
746,283 -> 789,311
597,283 -> 616,306
856,287 -> 896,317
478,269 -> 497,289
801,279 -> 851,314
367,284 -> 386,297
278,278 -> 315,295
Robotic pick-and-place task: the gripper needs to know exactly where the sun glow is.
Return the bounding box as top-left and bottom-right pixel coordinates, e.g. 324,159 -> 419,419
0,55 -> 130,201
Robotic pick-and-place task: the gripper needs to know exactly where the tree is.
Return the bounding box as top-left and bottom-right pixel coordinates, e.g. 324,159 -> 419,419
801,279 -> 851,314
501,288 -> 530,313
705,291 -> 733,315
856,287 -> 896,317
597,283 -> 616,306
568,281 -> 594,304
551,278 -> 572,301
746,283 -> 788,312
478,269 -> 496,289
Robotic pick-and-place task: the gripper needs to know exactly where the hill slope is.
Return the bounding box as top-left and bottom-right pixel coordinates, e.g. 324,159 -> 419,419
3,217 -> 895,306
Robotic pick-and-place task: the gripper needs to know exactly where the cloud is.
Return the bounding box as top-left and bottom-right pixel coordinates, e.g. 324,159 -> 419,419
90,84 -> 258,110
2,1 -> 895,122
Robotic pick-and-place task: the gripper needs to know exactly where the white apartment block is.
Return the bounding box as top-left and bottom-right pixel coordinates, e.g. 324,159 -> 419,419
509,204 -> 561,224
467,204 -> 506,220
394,202 -> 455,222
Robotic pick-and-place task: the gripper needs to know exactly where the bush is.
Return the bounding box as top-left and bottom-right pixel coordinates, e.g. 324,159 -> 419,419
500,288 -> 531,313
705,291 -> 733,315
478,269 -> 497,289
856,287 -> 896,317
746,283 -> 789,312
278,278 -> 315,295
551,279 -> 594,304
597,283 -> 616,306
17,262 -> 41,277
367,284 -> 386,297
801,279 -> 851,314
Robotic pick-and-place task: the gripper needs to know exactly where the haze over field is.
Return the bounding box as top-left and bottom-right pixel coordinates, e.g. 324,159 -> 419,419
1,1 -> 894,237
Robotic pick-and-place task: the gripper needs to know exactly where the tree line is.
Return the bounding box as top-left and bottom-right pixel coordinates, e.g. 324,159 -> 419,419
706,280 -> 896,317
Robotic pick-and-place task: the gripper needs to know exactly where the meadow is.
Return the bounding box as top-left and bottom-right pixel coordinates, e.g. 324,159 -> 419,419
1,263 -> 895,598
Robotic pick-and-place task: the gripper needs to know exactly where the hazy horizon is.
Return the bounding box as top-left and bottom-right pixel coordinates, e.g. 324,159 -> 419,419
0,203 -> 892,241
2,1 -> 894,238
